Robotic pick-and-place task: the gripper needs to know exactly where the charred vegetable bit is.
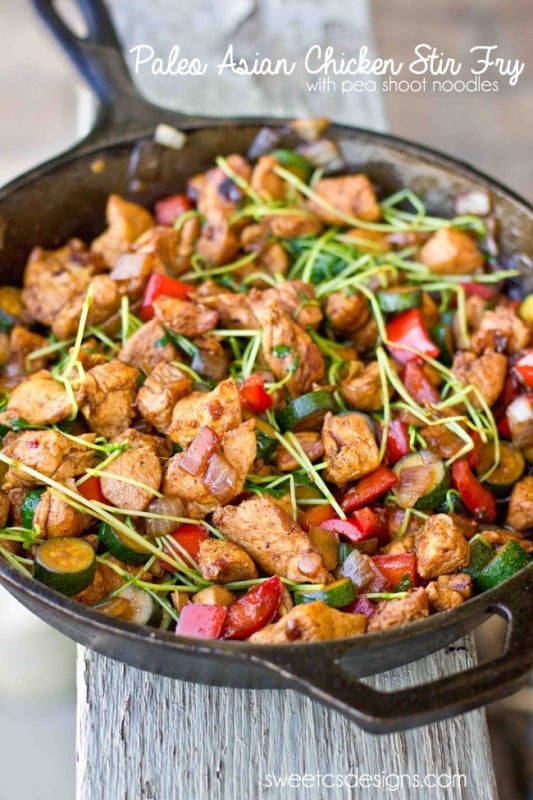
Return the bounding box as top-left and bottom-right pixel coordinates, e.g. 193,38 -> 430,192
0,120 -> 531,645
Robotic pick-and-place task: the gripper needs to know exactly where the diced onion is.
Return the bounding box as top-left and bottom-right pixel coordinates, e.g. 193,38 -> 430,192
454,189 -> 492,217
339,550 -> 386,592
507,396 -> 533,449
154,124 -> 187,150
180,426 -> 219,477
290,117 -> 330,143
110,252 -> 152,281
145,496 -> 185,538
247,127 -> 283,160
202,452 -> 238,503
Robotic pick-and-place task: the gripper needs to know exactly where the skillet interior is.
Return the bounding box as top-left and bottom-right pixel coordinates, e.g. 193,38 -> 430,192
0,121 -> 532,731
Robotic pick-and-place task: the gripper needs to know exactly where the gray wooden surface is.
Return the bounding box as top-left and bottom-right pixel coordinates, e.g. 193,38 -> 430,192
78,2 -> 496,798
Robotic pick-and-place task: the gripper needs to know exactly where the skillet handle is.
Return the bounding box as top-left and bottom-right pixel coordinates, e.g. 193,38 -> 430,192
253,578 -> 533,733
30,0 -> 200,146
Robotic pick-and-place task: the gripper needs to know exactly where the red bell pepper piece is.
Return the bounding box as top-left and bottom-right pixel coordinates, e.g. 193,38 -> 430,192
386,308 -> 440,364
238,374 -> 273,414
341,466 -> 398,513
140,274 -> 193,321
514,352 -> 533,390
222,576 -> 282,640
497,416 -> 511,439
372,553 -> 417,591
350,507 -> 377,537
461,281 -> 499,300
160,524 -> 209,571
321,514 -> 373,543
466,430 -> 483,469
300,503 -> 335,532
175,603 -> 227,640
384,419 -> 411,465
78,475 -> 106,504
402,361 -> 441,405
451,459 -> 497,523
342,595 -> 376,617
154,193 -> 192,226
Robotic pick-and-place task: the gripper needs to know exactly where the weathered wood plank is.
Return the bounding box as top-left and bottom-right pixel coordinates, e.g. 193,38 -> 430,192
77,641 -> 497,800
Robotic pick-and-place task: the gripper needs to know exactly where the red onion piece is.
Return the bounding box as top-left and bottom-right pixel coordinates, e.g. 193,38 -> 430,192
202,451 -> 238,503
180,426 -> 220,477
145,496 -> 185,537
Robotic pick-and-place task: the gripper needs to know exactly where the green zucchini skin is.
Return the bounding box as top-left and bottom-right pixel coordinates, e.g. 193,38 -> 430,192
293,577 -> 356,608
34,537 -> 96,596
20,487 -> 46,530
377,287 -> 422,314
96,585 -> 163,627
475,441 -> 525,497
98,522 -> 151,565
392,451 -> 450,511
276,389 -> 337,432
475,540 -> 532,591
463,535 -> 494,579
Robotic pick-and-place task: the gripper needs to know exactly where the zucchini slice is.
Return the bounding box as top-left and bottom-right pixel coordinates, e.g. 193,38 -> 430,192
463,534 -> 494,579
475,539 -> 531,591
293,577 -> 356,608
475,441 -> 525,497
20,487 -> 46,529
254,418 -> 278,460
276,389 -> 337,432
34,538 -> 96,596
272,149 -> 313,182
377,287 -> 422,314
96,585 -> 162,627
392,450 -> 450,510
98,522 -> 151,565
428,322 -> 455,367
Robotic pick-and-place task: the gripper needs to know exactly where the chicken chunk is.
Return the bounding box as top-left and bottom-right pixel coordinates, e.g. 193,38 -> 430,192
32,484 -> 88,538
0,370 -> 74,427
118,319 -> 178,374
132,219 -> 201,277
202,291 -> 258,330
152,296 -> 219,337
197,539 -> 258,583
419,418 -> 466,460
250,154 -> 288,201
0,490 -> 10,527
1,430 -> 97,489
91,194 -> 154,267
212,495 -> 331,584
249,601 -> 366,643
340,361 -> 390,412
22,249 -> 92,330
191,154 -> 251,219
76,360 -> 140,439
262,212 -> 323,239
307,174 -> 381,225
99,445 -> 162,511
419,227 -> 484,274
506,476 -> 533,531
367,588 -> 429,632
415,514 -> 469,579
167,377 -> 242,448
53,274 -> 121,340
275,432 -> 324,472
470,305 -> 531,354
260,307 -> 325,397
136,362 -> 192,432
1,326 -> 49,386
437,572 -> 473,599
425,581 -> 466,612
322,412 -> 380,486
195,212 -> 240,266
325,290 -> 370,335
250,281 -> 322,330
452,349 -> 507,408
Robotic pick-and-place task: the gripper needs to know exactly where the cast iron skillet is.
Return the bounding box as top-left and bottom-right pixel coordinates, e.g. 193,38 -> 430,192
0,0 -> 532,733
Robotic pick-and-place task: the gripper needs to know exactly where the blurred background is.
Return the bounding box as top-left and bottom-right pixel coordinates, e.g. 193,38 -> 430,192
0,1 -> 530,799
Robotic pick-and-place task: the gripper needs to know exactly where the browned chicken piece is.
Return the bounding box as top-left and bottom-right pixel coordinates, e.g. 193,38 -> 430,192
307,174 -> 381,225
436,572 -> 473,599
202,291 -> 259,330
32,484 -> 88,538
118,319 -> 178,374
195,212 -> 241,265
131,218 -> 201,277
90,194 -> 154,267
152,296 -> 218,337
190,335 -> 229,382
260,307 -> 325,397
22,250 -> 92,330
381,534 -> 416,555
137,363 -> 192,432
0,490 -> 10,527
352,316 -> 378,354
53,274 -> 121,340
168,377 -> 242,448
191,586 -> 235,606
452,349 -> 507,408
343,227 -> 392,254
480,529 -> 533,554
419,419 -> 466,460
367,587 -> 430,632
0,370 -> 74,427
322,412 -> 380,486
2,326 -> 49,385
1,429 -> 97,489
73,568 -> 108,607
419,227 -> 484,275
464,295 -> 488,330
250,281 -> 323,330
425,581 -> 466,612
164,420 -> 256,515
111,429 -> 172,459
191,154 -> 251,219
470,305 -> 531,354
415,514 -> 469,579
249,601 -> 367,643
197,539 -> 258,583
275,432 -> 324,472
212,494 -> 331,584
506,477 -> 533,531
76,360 -> 140,439
262,212 -> 323,239
340,361 -> 390,412
325,289 -> 370,335
258,242 -> 290,278
99,445 -> 163,511
250,154 -> 288,201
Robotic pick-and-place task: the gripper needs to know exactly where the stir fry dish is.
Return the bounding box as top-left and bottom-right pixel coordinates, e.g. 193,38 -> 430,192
0,123 -> 531,644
